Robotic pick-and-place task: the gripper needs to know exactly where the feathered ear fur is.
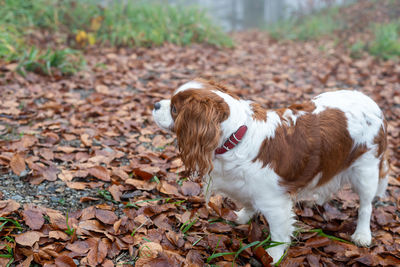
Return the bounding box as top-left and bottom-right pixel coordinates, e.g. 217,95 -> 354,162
174,90 -> 229,177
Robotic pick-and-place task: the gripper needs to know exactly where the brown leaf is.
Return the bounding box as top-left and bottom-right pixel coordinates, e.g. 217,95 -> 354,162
49,230 -> 70,241
0,258 -> 11,267
39,148 -> 54,161
125,178 -> 157,191
22,204 -> 44,230
374,209 -> 395,226
80,133 -> 92,147
88,166 -> 110,181
248,221 -> 262,243
107,184 -> 122,202
281,256 -> 306,266
80,196 -> 100,202
0,199 -> 20,217
78,220 -> 104,234
207,222 -> 232,233
288,246 -> 312,257
307,254 -> 321,267
42,165 -> 58,181
66,240 -> 90,254
181,181 -> 201,196
151,135 -> 169,148
87,239 -> 108,266
102,259 -> 114,267
66,181 -> 88,190
46,209 -> 68,230
10,152 -> 26,176
159,181 -> 180,196
98,239 -> 108,264
254,246 -> 273,267
305,236 -> 331,248
138,242 -> 163,259
133,168 -> 154,180
354,254 -> 378,266
55,255 -> 77,267
381,255 -> 400,266
20,254 -> 33,267
112,168 -> 129,180
95,84 -> 110,94
95,209 -> 118,225
323,203 -> 349,221
143,204 -> 175,216
15,231 -> 42,247
185,250 -> 204,266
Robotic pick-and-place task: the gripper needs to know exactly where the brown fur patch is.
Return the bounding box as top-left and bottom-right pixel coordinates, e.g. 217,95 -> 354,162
288,102 -> 316,113
194,78 -> 240,100
374,120 -> 388,179
171,89 -> 230,177
254,108 -> 368,192
251,103 -> 267,121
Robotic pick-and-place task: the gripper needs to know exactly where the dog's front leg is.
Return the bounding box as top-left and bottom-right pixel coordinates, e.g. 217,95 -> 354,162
255,195 -> 295,263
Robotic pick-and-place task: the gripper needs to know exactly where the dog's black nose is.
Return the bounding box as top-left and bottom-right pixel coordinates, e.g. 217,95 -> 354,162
154,102 -> 161,110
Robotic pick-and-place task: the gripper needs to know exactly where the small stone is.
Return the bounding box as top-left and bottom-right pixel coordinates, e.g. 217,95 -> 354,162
50,196 -> 60,203
11,195 -> 23,201
47,185 -> 56,193
38,185 -> 45,192
121,190 -> 142,200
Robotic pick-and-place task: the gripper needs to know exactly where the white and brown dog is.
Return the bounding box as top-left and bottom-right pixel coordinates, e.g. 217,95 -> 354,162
152,78 -> 388,263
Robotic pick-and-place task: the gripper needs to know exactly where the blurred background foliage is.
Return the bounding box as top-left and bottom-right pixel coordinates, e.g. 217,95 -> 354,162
0,0 -> 398,76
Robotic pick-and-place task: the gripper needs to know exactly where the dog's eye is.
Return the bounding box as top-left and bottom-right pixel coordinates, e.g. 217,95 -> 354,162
171,105 -> 177,114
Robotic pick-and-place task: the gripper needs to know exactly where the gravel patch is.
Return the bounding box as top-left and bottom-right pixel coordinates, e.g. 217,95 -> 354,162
0,169 -> 113,213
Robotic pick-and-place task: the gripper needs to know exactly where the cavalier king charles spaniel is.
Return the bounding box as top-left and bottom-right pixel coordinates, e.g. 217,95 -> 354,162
152,78 -> 388,263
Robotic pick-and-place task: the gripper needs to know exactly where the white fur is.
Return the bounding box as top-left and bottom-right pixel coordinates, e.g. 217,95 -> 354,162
153,81 -> 387,263
175,81 -> 203,94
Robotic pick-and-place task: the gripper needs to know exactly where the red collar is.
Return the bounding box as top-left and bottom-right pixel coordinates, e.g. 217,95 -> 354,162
215,125 -> 248,155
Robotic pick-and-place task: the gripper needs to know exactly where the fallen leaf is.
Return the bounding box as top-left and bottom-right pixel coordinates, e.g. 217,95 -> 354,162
22,204 -> 44,230
138,242 -> 163,259
305,236 -> 331,248
80,133 -> 92,147
95,209 -> 118,225
55,255 -> 77,267
159,181 -> 180,196
46,209 -> 68,230
181,181 -> 201,196
15,231 -> 42,247
133,168 -> 154,180
66,240 -> 90,254
0,199 -> 20,217
10,152 -> 26,176
107,184 -> 122,202
207,222 -> 232,233
87,238 -> 108,266
49,230 -> 70,241
88,166 -> 111,181
125,178 -> 157,191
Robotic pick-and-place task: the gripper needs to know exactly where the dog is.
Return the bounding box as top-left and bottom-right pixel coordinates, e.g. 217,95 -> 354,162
152,78 -> 388,263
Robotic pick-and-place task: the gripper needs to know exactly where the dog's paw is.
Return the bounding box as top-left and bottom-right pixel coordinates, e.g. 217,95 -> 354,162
351,231 -> 372,247
266,246 -> 285,264
234,208 -> 253,225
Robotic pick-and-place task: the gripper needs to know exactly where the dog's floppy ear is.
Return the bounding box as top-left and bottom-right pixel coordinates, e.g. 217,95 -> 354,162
174,91 -> 229,177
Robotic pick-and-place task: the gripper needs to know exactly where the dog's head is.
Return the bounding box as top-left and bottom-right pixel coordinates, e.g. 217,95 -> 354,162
153,79 -> 235,177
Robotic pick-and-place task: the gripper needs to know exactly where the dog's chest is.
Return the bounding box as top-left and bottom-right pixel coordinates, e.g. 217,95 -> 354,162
210,158 -> 281,204
210,160 -> 252,200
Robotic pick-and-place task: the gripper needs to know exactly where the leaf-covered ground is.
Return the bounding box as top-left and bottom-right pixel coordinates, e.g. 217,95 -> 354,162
1,14 -> 400,267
